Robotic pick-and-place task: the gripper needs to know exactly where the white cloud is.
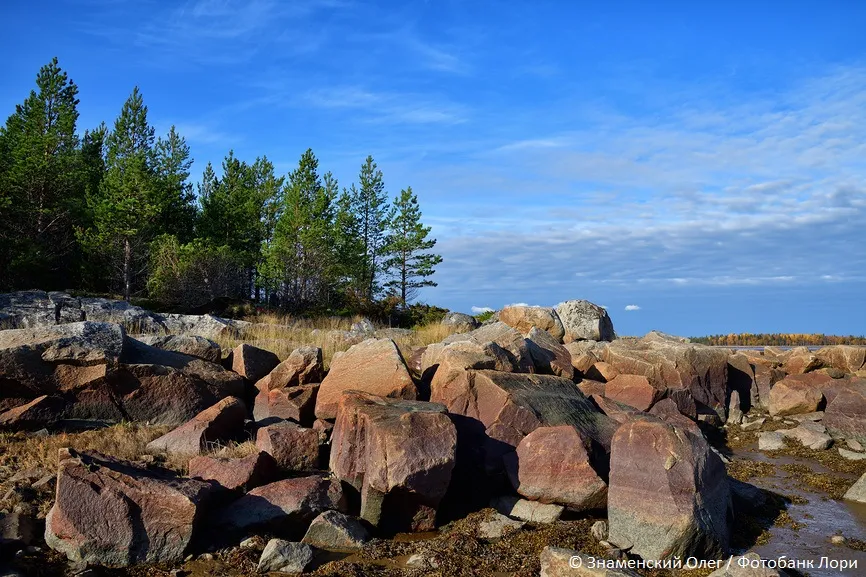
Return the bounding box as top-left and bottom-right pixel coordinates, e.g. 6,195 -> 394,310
471,306 -> 493,314
625,305 -> 641,311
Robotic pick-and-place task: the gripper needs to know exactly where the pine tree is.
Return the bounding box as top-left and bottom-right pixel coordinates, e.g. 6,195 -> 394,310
265,149 -> 337,310
80,87 -> 158,300
352,156 -> 390,300
154,125 -> 196,242
0,57 -> 84,289
383,187 -> 442,308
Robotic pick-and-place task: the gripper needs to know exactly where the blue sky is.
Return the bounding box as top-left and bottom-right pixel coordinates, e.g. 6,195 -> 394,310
2,0 -> 865,336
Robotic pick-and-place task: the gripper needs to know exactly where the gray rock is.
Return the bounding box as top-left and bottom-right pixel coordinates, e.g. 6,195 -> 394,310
848,439 -> 864,452
790,411 -> 824,422
135,335 -> 221,363
727,390 -> 744,425
839,448 -> 866,461
554,300 -> 615,342
477,512 -> 525,539
491,495 -> 564,524
843,473 -> 866,503
256,539 -> 313,574
301,510 -> 369,550
441,312 -> 480,331
590,520 -> 608,542
758,431 -> 786,451
782,421 -> 832,450
740,418 -> 765,431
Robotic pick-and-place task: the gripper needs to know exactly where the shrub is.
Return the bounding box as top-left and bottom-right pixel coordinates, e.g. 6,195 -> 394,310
148,235 -> 248,310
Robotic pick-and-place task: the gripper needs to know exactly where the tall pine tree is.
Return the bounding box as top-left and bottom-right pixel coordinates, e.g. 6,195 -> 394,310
384,187 -> 442,308
351,156 -> 390,300
0,58 -> 84,289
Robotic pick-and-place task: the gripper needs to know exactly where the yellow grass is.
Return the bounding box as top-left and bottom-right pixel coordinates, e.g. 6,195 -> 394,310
0,424 -> 260,517
212,314 -> 462,369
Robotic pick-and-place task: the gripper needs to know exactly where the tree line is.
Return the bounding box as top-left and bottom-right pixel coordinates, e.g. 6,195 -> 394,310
690,333 -> 866,346
0,59 -> 442,317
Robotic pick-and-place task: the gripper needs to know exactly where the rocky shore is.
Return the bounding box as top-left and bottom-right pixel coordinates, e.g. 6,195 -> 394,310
0,291 -> 864,576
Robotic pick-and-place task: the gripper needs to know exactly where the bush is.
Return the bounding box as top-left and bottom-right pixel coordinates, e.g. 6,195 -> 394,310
475,310 -> 495,323
148,235 -> 248,310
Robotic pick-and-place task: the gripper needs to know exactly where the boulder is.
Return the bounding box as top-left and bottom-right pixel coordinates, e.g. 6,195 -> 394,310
727,390 -> 744,425
782,421 -> 832,451
301,510 -> 370,549
146,397 -> 247,456
254,383 -> 319,426
817,345 -> 866,374
540,547 -> 641,577
441,322 -> 535,373
430,369 -> 619,472
232,344 -> 280,382
607,416 -> 731,560
188,451 -> 279,492
256,421 -> 321,472
160,313 -> 248,340
758,432 -> 786,451
492,495 -> 564,523
768,375 -> 826,417
602,338 -> 729,420
315,339 -> 416,420
0,321 -> 125,410
45,449 -> 214,566
215,476 -> 347,536
135,335 -> 221,363
649,398 -> 701,434
585,361 -> 619,383
577,379 -> 606,398
499,305 -> 565,341
604,374 -> 660,412
824,381 -> 866,445
330,392 -> 456,532
554,300 -> 615,342
752,365 -> 786,410
257,539 -> 313,574
422,340 -> 514,377
505,425 -> 607,510
525,327 -> 574,379
0,395 -> 63,430
591,394 -> 639,424
783,347 -> 824,374
258,346 -> 323,390
0,512 -> 39,552
441,312 -> 480,332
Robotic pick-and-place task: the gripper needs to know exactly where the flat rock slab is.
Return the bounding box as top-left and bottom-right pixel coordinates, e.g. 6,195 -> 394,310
824,380 -> 866,446
215,476 -> 346,537
758,431 -> 786,451
188,451 -> 279,492
146,396 -> 246,456
330,392 -> 457,533
492,495 -> 564,524
315,339 -> 416,420
477,511 -> 525,539
45,449 -> 214,567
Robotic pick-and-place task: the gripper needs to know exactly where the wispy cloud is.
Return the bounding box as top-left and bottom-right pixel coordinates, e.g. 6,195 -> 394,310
625,305 -> 641,311
471,306 -> 493,314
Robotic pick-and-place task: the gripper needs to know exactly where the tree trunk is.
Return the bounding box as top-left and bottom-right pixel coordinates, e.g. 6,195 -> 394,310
123,238 -> 131,302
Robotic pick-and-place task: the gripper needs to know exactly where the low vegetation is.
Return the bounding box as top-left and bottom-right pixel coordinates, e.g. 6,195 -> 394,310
691,333 -> 866,346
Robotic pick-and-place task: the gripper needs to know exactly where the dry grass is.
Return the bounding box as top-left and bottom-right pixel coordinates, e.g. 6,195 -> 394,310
0,424 -> 260,518
212,315 -> 461,369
